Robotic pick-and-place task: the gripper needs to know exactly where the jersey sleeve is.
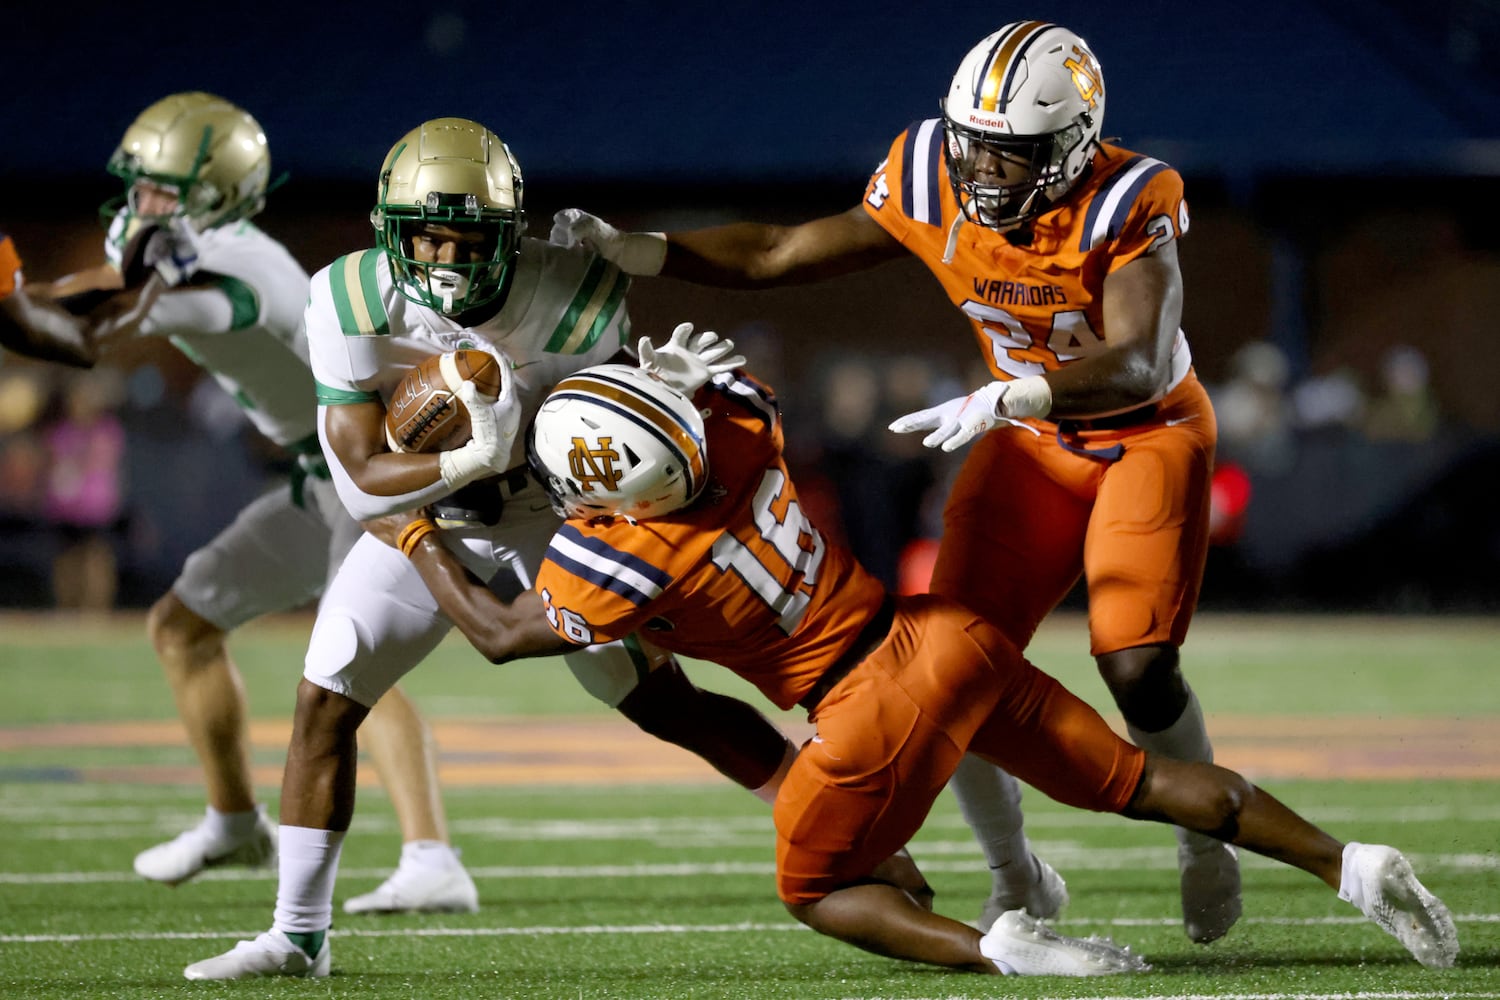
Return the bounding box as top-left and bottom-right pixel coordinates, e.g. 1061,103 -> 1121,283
534,241 -> 634,366
534,522 -> 675,646
120,286 -> 238,338
862,119 -> 951,243
306,253 -> 382,404
1090,161 -> 1188,274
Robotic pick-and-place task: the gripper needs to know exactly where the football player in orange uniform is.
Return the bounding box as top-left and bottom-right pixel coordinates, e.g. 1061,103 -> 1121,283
363,357 -> 1457,975
549,21 -> 1237,943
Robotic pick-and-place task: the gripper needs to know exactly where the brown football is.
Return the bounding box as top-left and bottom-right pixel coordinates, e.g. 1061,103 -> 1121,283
384,349 -> 504,453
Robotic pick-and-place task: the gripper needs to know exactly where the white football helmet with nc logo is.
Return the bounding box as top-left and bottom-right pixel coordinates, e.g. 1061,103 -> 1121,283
528,365 -> 708,521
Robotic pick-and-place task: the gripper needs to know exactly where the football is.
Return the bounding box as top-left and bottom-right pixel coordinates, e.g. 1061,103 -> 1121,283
384,349 -> 504,453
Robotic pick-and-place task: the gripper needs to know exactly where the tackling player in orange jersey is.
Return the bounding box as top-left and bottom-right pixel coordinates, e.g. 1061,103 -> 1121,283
549,20 -> 1236,943
365,357 -> 1456,976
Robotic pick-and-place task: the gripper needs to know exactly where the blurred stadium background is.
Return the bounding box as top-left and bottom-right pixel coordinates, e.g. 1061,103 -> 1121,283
2,0 -> 1498,614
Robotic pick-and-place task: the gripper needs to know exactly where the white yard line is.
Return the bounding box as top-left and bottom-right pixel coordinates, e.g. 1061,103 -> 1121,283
2,916 -> 1496,945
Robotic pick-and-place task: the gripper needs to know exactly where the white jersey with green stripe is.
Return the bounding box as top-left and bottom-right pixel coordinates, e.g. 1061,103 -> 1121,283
107,218 -> 316,449
307,237 -> 632,473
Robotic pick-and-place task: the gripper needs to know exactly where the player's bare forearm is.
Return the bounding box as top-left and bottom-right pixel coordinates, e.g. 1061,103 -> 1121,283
404,536 -> 573,664
665,207 -> 902,287
323,400 -> 449,495
0,295 -> 95,367
1038,338 -> 1168,417
35,265 -> 124,304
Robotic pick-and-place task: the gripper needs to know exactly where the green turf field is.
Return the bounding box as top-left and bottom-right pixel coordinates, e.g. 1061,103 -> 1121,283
1,611 -> 1496,998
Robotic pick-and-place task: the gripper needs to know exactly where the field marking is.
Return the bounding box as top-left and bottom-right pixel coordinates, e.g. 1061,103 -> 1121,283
3,914 -> 1497,945
4,714 -> 1499,783
4,854 -> 1498,885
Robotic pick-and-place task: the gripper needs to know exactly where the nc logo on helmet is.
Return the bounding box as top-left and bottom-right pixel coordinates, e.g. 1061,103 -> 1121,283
1063,46 -> 1103,109
568,437 -> 623,492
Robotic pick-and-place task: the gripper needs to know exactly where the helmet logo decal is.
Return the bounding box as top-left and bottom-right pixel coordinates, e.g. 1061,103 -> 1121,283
1063,47 -> 1103,109
568,436 -> 624,492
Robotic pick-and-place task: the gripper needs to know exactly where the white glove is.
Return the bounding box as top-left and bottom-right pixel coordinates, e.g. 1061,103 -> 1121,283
438,373 -> 521,489
889,375 -> 1052,452
143,217 -> 204,287
550,208 -> 667,276
638,322 -> 746,396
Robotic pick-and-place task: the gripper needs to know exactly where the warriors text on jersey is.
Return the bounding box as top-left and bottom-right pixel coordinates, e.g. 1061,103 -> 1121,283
864,124 -> 1193,397
534,373 -> 887,711
306,238 -> 632,471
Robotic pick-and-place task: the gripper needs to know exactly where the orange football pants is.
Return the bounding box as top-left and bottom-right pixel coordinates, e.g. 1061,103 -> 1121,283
774,594 -> 1144,904
931,372 -> 1217,656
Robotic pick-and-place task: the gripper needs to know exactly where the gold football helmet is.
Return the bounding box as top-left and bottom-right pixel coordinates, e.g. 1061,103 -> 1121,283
371,117 -> 526,315
102,92 -> 272,232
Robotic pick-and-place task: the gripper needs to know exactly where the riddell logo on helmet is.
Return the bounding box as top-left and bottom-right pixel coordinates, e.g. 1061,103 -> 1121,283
966,112 -> 1007,130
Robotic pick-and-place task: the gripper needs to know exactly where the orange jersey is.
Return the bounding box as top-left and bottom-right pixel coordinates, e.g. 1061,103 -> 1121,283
863,125 -> 1193,390
535,373 -> 887,710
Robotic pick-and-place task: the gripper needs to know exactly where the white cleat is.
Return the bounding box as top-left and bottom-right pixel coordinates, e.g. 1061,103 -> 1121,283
1180,839 -> 1242,943
183,929 -> 329,980
133,807 -> 277,886
343,858 -> 479,914
980,909 -> 1149,976
978,856 -> 1069,930
1340,842 -> 1459,969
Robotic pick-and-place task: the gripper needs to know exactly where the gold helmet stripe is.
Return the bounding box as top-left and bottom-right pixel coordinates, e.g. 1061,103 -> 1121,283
979,20 -> 1053,113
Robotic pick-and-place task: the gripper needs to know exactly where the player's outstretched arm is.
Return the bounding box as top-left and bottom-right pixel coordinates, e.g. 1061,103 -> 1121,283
0,234 -> 95,367
363,509 -> 572,664
0,294 -> 96,368
552,206 -> 903,288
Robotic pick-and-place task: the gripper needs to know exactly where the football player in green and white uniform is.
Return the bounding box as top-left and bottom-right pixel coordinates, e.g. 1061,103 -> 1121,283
183,117 -> 801,980
13,93 -> 478,913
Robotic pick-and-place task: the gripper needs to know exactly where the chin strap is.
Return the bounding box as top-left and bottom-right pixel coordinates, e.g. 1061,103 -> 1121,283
940,212 -> 965,265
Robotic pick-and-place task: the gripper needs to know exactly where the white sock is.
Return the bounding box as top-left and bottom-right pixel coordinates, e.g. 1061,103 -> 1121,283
1337,841 -> 1365,908
401,839 -> 461,870
1127,688 -> 1220,853
949,755 -> 1036,891
271,826 -> 346,934
202,805 -> 259,844
751,738 -> 799,805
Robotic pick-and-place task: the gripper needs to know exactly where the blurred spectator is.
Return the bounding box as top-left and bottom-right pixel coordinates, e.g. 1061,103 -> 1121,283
1364,344 -> 1440,443
805,354 -> 942,591
42,368 -> 127,612
1212,340 -> 1295,474
1291,365 -> 1367,434
0,368 -> 50,516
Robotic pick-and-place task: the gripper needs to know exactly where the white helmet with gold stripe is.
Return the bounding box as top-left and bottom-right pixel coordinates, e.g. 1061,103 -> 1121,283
941,21 -> 1105,228
527,364 -> 708,521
